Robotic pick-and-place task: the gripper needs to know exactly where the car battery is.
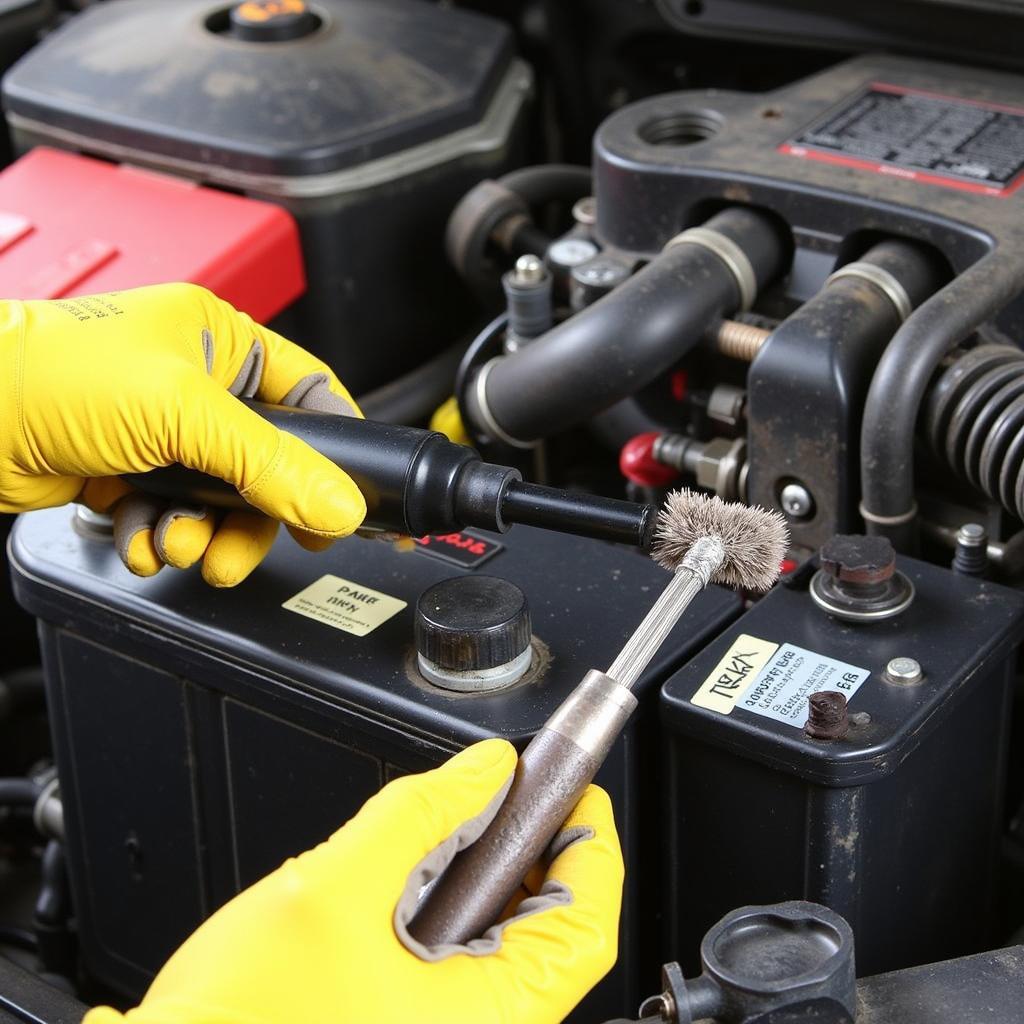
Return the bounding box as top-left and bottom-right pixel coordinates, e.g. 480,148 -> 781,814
660,541 -> 1024,978
2,0 -> 532,392
9,507 -> 740,1021
0,147 -> 303,318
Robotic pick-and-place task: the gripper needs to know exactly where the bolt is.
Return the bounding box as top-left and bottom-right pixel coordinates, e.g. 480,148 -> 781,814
572,195 -> 597,226
707,384 -> 747,430
952,522 -> 989,576
512,253 -> 546,285
885,657 -> 923,685
714,319 -> 771,361
804,691 -> 849,740
780,482 -> 814,519
547,237 -> 599,269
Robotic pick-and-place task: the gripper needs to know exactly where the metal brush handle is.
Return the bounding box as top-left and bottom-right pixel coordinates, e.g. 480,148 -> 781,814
408,670 -> 637,946
408,538 -> 725,947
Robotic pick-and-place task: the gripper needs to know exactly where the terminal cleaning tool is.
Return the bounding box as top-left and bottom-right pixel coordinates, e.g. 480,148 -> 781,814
407,490 -> 788,946
132,413 -> 787,944
129,401 -> 654,547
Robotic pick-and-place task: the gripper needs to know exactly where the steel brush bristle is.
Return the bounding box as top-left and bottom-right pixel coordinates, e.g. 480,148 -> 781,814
651,489 -> 789,592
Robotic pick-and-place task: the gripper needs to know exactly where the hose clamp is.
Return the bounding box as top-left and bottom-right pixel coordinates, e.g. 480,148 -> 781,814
827,262 -> 913,323
33,776 -> 63,841
858,500 -> 918,526
664,227 -> 757,311
473,358 -> 537,450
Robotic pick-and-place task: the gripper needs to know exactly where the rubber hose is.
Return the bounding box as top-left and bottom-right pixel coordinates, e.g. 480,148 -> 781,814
464,206 -> 786,444
497,164 -> 592,207
0,778 -> 41,807
357,336 -> 471,425
34,841 -> 69,927
861,252 -> 1024,550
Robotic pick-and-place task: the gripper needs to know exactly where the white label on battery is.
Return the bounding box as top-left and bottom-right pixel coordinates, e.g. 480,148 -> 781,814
282,575 -> 406,637
691,634 -> 780,714
738,643 -> 870,727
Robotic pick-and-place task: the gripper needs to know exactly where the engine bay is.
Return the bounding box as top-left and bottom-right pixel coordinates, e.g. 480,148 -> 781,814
2,2 -> 1024,1021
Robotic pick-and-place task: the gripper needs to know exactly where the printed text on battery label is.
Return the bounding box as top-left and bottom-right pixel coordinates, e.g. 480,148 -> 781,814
282,574 -> 407,637
741,644 -> 870,727
691,636 -> 869,725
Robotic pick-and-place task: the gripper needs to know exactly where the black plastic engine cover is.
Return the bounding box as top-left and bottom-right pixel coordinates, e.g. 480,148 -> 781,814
594,54 -> 1024,328
1,0 -> 530,393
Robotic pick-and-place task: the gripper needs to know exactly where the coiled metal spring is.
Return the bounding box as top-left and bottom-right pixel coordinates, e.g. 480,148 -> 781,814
923,344 -> 1024,519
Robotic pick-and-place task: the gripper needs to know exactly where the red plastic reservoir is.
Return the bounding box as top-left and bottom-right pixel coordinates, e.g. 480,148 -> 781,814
0,147 -> 304,321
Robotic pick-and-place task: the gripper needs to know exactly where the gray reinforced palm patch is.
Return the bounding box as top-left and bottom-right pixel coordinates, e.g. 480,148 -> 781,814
393,781 -> 596,963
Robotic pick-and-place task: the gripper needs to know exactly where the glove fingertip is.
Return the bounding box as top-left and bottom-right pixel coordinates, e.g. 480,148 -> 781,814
446,737 -> 517,782
287,525 -> 337,552
301,463 -> 367,537
562,784 -> 616,834
358,740 -> 515,850
201,512 -> 278,587
123,531 -> 163,577
82,1007 -> 126,1024
245,433 -> 367,538
158,509 -> 216,568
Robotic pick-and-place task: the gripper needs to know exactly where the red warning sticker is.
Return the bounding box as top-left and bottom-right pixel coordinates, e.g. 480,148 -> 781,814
781,82 -> 1024,197
413,530 -> 504,569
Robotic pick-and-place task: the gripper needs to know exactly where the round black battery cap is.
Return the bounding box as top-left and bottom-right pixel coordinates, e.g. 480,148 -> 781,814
415,576 -> 532,691
229,1 -> 320,42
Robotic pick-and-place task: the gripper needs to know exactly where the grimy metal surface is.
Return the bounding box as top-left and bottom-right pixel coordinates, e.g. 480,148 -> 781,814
598,55 -> 1024,264
594,54 -> 1024,334
596,54 -> 1024,549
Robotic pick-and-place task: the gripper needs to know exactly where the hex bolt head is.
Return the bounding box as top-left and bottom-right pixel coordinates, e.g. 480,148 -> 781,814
780,482 -> 814,519
885,657 -> 923,685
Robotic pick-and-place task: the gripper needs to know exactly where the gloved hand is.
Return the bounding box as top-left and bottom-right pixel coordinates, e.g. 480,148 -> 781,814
84,739 -> 623,1024
0,284 -> 366,586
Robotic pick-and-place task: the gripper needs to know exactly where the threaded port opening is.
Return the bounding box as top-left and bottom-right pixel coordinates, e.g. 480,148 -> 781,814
638,109 -> 723,146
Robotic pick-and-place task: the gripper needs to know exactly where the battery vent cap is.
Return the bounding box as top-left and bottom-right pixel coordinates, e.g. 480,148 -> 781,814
229,1 -> 320,42
415,576 -> 532,692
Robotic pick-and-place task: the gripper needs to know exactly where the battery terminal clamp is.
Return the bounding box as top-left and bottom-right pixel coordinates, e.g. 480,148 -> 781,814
809,534 -> 915,623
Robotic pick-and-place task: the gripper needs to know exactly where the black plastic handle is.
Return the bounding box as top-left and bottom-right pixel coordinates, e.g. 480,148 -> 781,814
126,401 -> 654,547
125,401 -> 512,538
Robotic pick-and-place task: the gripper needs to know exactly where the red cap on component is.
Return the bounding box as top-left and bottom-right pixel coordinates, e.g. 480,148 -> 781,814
619,432 -> 680,487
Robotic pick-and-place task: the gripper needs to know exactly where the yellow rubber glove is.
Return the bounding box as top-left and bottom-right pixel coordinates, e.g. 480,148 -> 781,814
431,394 -> 473,446
83,739 -> 623,1024
0,284 -> 367,586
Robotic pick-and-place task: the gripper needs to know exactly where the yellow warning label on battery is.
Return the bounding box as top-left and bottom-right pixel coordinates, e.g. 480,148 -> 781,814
691,634 -> 779,715
282,575 -> 406,637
